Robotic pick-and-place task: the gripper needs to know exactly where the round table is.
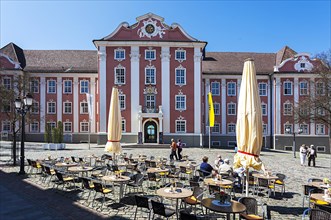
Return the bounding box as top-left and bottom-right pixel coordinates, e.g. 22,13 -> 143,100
147,168 -> 169,173
306,182 -> 330,189
102,175 -> 131,201
204,178 -> 233,186
157,187 -> 192,219
55,162 -> 78,168
201,198 -> 246,220
68,166 -> 93,172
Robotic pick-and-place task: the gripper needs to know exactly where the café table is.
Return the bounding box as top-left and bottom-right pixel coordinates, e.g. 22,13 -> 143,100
102,175 -> 131,201
306,182 -> 331,189
68,166 -> 93,177
252,173 -> 278,196
156,187 -> 193,219
310,193 -> 331,205
201,198 -> 246,220
54,162 -> 78,170
204,178 -> 233,186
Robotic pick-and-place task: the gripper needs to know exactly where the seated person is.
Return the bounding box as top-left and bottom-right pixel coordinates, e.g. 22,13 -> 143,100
218,158 -> 233,174
214,154 -> 224,169
233,166 -> 245,188
200,156 -> 217,177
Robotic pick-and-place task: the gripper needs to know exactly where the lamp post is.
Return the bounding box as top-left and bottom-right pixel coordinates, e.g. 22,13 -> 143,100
15,93 -> 33,175
286,127 -> 303,158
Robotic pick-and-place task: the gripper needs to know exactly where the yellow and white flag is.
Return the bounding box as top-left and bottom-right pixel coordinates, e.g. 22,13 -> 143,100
208,92 -> 215,127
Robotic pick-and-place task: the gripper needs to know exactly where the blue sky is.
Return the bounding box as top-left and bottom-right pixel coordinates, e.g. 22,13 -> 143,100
1,1 -> 330,55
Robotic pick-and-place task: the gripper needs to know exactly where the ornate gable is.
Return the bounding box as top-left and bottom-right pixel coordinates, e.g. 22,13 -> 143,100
100,13 -> 199,42
274,53 -> 322,73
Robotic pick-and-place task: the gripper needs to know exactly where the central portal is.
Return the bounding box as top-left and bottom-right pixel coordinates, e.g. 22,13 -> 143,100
144,121 -> 157,143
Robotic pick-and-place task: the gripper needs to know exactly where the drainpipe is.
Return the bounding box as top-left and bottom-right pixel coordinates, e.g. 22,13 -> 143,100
269,73 -> 274,149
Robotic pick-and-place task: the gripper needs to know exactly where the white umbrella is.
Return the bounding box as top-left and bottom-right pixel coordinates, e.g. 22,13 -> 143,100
234,58 -> 265,196
104,87 -> 122,164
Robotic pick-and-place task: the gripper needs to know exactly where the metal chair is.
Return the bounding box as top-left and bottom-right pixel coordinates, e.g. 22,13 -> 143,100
80,177 -> 95,203
125,173 -> 144,194
302,208 -> 331,220
274,173 -> 286,195
182,186 -> 204,214
134,195 -> 153,220
151,200 -> 176,220
238,197 -> 266,220
92,181 -> 113,209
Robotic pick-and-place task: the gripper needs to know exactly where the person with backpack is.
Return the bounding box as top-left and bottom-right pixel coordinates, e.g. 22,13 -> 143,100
307,144 -> 317,167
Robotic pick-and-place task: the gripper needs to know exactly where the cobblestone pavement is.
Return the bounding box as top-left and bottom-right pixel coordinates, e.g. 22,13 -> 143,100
0,142 -> 330,220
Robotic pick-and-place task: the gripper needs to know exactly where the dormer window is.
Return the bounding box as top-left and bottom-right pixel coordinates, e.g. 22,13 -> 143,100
300,63 -> 305,68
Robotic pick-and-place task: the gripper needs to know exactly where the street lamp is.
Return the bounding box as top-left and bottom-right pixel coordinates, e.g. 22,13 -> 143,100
285,127 -> 303,158
15,93 -> 33,174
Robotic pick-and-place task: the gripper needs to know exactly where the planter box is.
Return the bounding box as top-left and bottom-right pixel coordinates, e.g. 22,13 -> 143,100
43,143 -> 66,150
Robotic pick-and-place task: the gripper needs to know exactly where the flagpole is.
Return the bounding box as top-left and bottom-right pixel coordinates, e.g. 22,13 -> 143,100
209,126 -> 211,151
88,120 -> 91,150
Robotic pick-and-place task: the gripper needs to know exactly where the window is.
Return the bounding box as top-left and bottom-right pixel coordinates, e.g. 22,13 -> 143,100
31,102 -> 39,114
47,121 -> 56,130
316,106 -> 325,116
3,77 -> 11,90
227,103 -> 236,115
121,119 -> 126,132
47,101 -> 56,114
145,67 -> 156,84
284,124 -> 293,134
80,80 -> 89,94
212,141 -> 221,147
146,95 -> 155,110
175,49 -> 186,61
316,124 -> 325,135
2,121 -> 11,132
227,123 -> 236,134
115,67 -> 125,85
63,80 -> 72,94
30,79 -> 39,93
80,122 -> 89,132
64,122 -> 72,132
299,105 -> 309,116
63,102 -> 72,114
300,63 -> 306,68
300,124 -> 309,134
211,123 -> 220,133
114,48 -> 125,60
30,122 -> 39,133
47,80 -> 56,93
145,50 -> 156,60
175,68 -> 186,85
283,103 -> 293,116
300,81 -> 308,96
227,82 -> 236,96
211,82 -> 220,96
176,120 -> 186,133
316,82 -> 325,96
261,103 -> 267,116
283,81 -> 292,95
175,95 -> 186,111
80,102 -> 88,114
119,94 -> 126,110
214,103 -> 220,115
2,101 -> 11,112
263,124 -> 267,135
259,83 -> 267,96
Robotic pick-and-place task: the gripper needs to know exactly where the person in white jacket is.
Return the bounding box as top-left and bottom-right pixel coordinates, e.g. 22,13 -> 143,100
299,144 -> 308,166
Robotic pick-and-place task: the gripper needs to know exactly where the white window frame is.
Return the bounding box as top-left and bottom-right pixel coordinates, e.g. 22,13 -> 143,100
47,80 -> 56,94
299,81 -> 309,96
300,124 -> 309,135
259,83 -> 267,96
2,77 -> 11,90
175,49 -> 186,61
2,121 -> 11,132
214,102 -> 220,115
30,79 -> 39,93
283,81 -> 293,95
63,102 -> 72,114
119,94 -> 126,110
211,82 -> 220,96
64,122 -> 72,132
175,68 -> 186,86
316,82 -> 325,96
316,106 -> 325,116
316,124 -> 325,135
227,103 -> 236,115
261,103 -> 267,116
211,123 -> 220,133
47,121 -> 57,130
175,120 -> 186,133
30,122 -> 39,133
31,101 -> 39,114
145,67 -> 156,85
80,122 -> 89,133
47,101 -> 56,114
227,82 -> 236,96
114,48 -> 125,61
227,123 -> 236,134
283,102 -> 293,116
145,49 -> 156,60
175,95 -> 186,111
80,102 -> 88,114
115,66 -> 126,85
284,124 -> 293,134
63,80 -> 72,94
80,80 -> 89,94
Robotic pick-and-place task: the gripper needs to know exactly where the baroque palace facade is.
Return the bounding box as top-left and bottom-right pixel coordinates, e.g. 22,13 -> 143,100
0,13 -> 329,153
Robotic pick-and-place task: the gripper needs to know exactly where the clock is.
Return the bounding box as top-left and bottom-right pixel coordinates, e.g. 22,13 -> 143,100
145,24 -> 155,34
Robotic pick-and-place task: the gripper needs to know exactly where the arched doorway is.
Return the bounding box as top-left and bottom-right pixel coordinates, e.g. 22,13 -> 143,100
144,121 -> 157,143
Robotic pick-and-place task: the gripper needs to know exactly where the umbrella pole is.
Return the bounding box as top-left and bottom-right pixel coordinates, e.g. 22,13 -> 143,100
208,126 -> 211,151
113,153 -> 116,165
246,169 -> 249,197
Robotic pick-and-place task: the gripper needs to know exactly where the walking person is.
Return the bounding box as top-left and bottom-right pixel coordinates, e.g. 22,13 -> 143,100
177,139 -> 183,160
308,144 -> 317,167
299,144 -> 308,166
169,139 -> 178,161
